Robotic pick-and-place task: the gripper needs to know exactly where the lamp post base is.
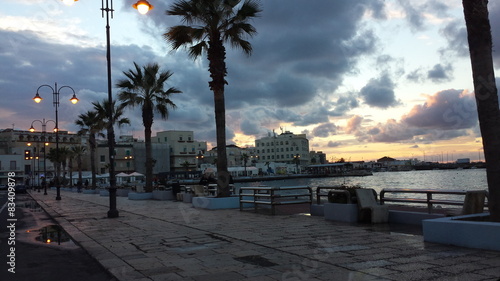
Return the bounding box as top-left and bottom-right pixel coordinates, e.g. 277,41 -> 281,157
56,187 -> 61,200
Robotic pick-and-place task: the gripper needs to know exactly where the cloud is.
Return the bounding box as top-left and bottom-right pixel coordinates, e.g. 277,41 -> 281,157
427,63 -> 452,82
402,89 -> 477,130
355,89 -> 478,143
312,123 -> 338,138
345,115 -> 363,134
327,141 -> 342,148
359,73 -> 400,108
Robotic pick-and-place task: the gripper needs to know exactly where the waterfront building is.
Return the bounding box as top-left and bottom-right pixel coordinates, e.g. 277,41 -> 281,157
0,128 -> 83,186
97,135 -> 170,176
255,131 -> 310,168
153,130 -> 207,172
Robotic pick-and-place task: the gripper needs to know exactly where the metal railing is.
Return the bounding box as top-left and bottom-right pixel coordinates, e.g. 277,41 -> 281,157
380,188 -> 488,214
239,186 -> 312,215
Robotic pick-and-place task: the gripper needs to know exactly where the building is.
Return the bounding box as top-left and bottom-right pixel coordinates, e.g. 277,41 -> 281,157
0,128 -> 83,186
153,131 -> 207,172
255,131 -> 310,167
96,135 -> 170,175
310,151 -> 327,164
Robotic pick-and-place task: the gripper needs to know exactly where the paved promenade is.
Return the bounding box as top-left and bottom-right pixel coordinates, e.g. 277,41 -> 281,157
31,190 -> 500,281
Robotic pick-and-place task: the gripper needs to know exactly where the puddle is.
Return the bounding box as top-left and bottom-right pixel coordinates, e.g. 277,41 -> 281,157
33,225 -> 73,245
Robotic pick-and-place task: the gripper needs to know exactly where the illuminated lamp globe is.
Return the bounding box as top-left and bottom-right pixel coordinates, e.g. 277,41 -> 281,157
70,94 -> 79,104
133,0 -> 154,15
33,93 -> 43,103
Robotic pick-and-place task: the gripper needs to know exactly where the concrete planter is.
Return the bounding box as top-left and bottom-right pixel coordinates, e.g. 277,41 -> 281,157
153,190 -> 174,201
183,192 -> 193,203
99,190 -> 109,197
116,189 -> 131,197
192,196 -> 239,210
423,213 -> 500,251
324,203 -> 358,223
128,192 -> 153,200
389,210 -> 444,225
310,204 -> 324,216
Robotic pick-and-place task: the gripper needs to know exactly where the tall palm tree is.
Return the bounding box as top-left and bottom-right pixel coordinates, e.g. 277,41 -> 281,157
71,145 -> 87,190
165,0 -> 261,197
117,62 -> 181,192
92,99 -> 131,131
463,0 -> 500,221
75,110 -> 104,189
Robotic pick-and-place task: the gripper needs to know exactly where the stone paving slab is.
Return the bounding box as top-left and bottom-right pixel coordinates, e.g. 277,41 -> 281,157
31,190 -> 500,281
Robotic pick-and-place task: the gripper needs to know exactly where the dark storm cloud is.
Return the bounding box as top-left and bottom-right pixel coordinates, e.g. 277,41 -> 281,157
312,123 -> 337,138
359,73 -> 400,108
439,1 -> 500,67
146,0 -> 382,110
427,63 -> 452,82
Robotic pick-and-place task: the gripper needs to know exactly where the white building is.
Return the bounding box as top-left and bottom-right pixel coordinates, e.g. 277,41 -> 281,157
255,131 -> 310,168
153,131 -> 207,171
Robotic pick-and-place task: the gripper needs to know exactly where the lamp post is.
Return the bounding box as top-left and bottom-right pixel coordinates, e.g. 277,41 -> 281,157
294,154 -> 301,174
64,0 -> 153,218
33,83 -> 78,200
29,119 -> 56,195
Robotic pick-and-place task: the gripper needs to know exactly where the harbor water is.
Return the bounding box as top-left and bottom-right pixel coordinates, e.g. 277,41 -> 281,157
234,169 -> 488,203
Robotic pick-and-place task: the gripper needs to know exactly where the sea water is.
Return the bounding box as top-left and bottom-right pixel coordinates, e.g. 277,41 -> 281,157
234,168 -> 488,201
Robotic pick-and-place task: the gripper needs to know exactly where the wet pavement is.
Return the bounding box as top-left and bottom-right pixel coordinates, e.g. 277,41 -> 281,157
0,192 -> 115,281
8,189 -> 500,280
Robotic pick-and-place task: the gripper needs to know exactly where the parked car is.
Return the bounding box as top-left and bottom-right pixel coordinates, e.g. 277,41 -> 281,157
14,184 -> 28,194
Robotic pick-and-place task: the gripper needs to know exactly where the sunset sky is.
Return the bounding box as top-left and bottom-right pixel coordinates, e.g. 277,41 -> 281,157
1,0 -> 499,162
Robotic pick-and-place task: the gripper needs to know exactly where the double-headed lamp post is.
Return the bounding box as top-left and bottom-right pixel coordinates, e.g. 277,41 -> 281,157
33,83 -> 79,200
29,119 -> 56,195
63,0 -> 153,218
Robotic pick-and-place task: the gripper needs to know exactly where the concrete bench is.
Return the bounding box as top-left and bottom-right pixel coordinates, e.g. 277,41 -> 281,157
356,188 -> 389,223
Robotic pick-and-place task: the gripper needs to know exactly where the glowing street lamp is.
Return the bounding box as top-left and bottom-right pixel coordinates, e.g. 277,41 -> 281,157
33,83 -> 78,200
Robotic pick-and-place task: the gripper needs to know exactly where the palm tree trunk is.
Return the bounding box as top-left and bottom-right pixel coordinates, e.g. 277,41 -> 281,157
463,0 -> 500,221
143,107 -> 154,193
208,35 -> 230,197
90,133 -> 97,189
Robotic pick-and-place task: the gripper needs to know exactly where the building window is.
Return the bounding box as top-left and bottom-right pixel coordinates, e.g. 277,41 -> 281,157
100,155 -> 105,162
126,150 -> 131,156
164,137 -> 168,142
10,161 -> 16,170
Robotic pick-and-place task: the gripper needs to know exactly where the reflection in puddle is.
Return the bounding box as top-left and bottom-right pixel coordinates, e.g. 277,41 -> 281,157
34,225 -> 72,245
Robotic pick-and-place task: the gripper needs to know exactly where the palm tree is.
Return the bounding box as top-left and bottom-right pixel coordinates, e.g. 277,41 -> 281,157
92,98 -> 131,187
46,147 -> 71,186
242,153 -> 249,176
75,110 -> 104,190
463,0 -> 500,221
165,0 -> 261,197
71,146 -> 87,190
92,99 -> 131,130
117,62 -> 181,192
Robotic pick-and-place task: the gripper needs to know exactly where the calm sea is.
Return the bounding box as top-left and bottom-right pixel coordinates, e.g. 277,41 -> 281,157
234,168 -> 488,195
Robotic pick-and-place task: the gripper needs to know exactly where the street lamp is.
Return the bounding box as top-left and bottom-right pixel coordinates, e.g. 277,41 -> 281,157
63,0 -> 153,218
33,83 -> 78,200
29,119 -> 56,195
